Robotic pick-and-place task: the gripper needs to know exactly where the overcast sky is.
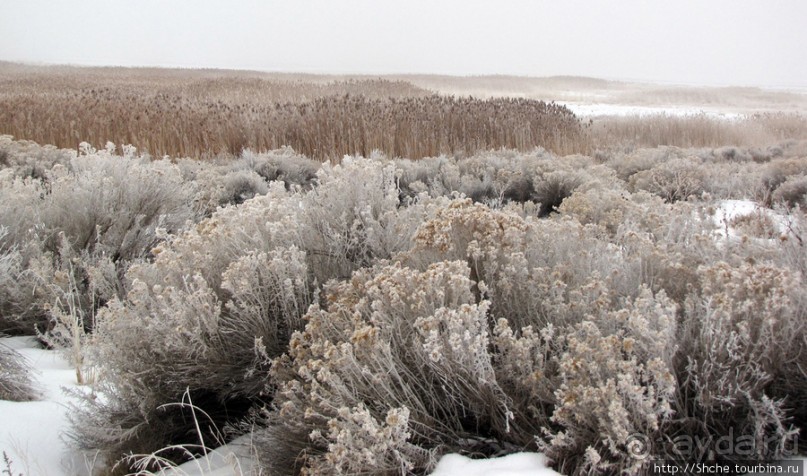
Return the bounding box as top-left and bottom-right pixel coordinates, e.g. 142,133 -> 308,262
1,0 -> 805,88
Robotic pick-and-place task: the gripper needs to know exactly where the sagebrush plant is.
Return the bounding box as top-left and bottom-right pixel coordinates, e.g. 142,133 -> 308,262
672,262 -> 806,463
0,339 -> 38,401
260,261 -> 518,475
0,145 -> 199,335
541,287 -> 678,475
71,245 -> 312,469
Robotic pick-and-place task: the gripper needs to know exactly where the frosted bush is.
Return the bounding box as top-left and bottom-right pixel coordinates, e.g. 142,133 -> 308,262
194,167 -> 269,213
0,339 -> 37,401
542,287 -> 677,475
630,158 -> 705,202
142,180 -> 303,297
406,198 -> 630,330
45,153 -> 198,262
71,241 -> 311,465
0,135 -> 73,180
0,227 -> 48,334
1,152 -> 198,335
772,174 -> 807,208
606,146 -> 687,182
260,261 -> 515,475
674,262 -> 806,463
559,186 -> 633,233
240,147 -> 319,187
298,157 -> 429,283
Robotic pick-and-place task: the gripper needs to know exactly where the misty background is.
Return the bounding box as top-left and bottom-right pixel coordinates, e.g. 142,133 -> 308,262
1,0 -> 805,89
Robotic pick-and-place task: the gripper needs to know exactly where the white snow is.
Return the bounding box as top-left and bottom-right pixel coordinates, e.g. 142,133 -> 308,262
430,453 -> 559,476
557,101 -> 744,119
0,336 -> 97,476
709,199 -> 789,241
158,435 -> 257,476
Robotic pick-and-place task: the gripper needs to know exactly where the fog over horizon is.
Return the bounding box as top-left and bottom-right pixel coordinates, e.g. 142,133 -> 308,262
1,0 -> 806,90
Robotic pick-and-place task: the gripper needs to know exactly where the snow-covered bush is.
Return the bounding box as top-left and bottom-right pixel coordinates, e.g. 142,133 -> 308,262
0,340 -> 37,401
630,158 -> 706,202
70,209 -> 312,469
259,261 -> 515,475
673,262 -> 806,464
541,288 -> 678,475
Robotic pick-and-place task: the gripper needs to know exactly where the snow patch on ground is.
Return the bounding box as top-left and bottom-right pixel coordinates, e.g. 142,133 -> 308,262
709,199 -> 789,241
0,336 -> 96,476
558,101 -> 744,119
159,435 -> 257,476
430,452 -> 559,476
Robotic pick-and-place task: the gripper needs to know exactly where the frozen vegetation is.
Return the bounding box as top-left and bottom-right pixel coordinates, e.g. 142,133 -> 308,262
1,134 -> 807,475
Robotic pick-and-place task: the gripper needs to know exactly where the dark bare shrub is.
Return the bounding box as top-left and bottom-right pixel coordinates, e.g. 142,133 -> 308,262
532,170 -> 584,216
630,158 -> 705,202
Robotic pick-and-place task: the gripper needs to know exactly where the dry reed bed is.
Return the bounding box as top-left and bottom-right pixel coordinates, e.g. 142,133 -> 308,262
0,67 -> 581,160
3,63 -> 807,162
587,112 -> 807,151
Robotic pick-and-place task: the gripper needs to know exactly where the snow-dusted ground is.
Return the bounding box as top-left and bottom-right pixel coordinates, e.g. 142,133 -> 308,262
557,101 -> 745,119
709,199 -> 790,242
0,337 -> 98,476
430,453 -> 559,476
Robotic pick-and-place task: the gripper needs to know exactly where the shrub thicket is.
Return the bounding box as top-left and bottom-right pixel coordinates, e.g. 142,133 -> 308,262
1,137 -> 806,475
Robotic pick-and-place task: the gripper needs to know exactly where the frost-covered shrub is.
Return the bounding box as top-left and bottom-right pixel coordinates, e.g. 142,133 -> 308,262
141,181 -> 303,300
559,186 -> 632,233
772,175 -> 807,208
713,146 -> 753,163
0,340 -> 37,401
759,159 -> 807,205
541,287 -> 678,475
68,179 -> 313,466
0,135 -> 73,180
700,161 -> 767,200
240,147 -> 319,187
630,158 -> 705,202
405,199 -> 633,330
0,152 -> 199,335
260,261 -> 517,475
298,157 -> 428,283
190,149 -> 318,215
194,167 -> 268,213
72,245 -> 311,469
674,263 -> 806,464
775,205 -> 807,276
728,211 -> 781,239
0,229 -> 48,334
45,154 -> 199,261
606,146 -> 687,182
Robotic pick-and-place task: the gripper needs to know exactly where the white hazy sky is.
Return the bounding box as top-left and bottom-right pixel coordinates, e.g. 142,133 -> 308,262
1,0 -> 805,88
